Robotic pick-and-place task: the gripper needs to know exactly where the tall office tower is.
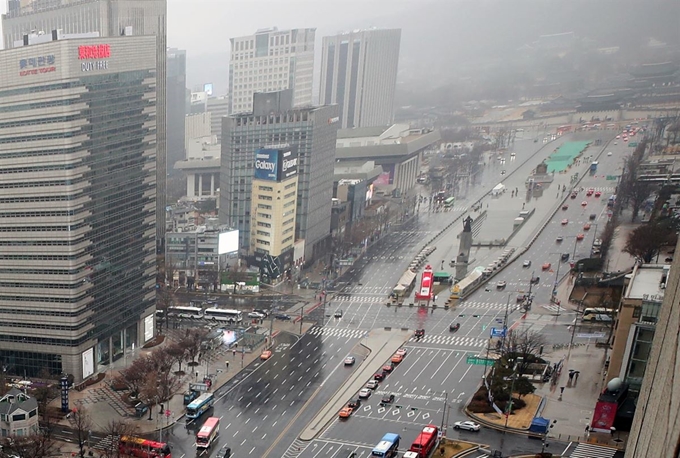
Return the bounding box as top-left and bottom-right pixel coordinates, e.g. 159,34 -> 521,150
624,242 -> 680,457
228,27 -> 315,115
319,28 -> 401,129
3,0 -> 168,251
0,34 -> 158,382
207,95 -> 229,142
220,91 -> 340,263
167,47 -> 187,176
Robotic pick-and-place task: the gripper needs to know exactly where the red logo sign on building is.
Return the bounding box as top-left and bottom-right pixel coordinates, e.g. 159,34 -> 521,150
78,44 -> 111,60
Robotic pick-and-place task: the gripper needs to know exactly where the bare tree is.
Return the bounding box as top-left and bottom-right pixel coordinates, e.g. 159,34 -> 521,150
139,348 -> 182,404
181,328 -> 207,368
156,285 -> 173,333
629,180 -> 654,222
500,329 -> 547,376
0,430 -> 55,458
32,370 -> 58,437
114,356 -> 150,396
100,419 -> 140,458
166,342 -> 188,375
624,221 -> 676,263
69,407 -> 92,458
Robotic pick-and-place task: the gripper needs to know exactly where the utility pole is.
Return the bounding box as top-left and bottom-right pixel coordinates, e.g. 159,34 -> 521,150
440,392 -> 448,433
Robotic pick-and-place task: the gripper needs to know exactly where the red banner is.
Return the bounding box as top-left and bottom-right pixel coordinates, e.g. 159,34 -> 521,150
591,401 -> 617,433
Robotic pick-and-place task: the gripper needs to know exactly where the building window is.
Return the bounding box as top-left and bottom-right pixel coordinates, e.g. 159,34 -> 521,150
258,185 -> 273,191
258,195 -> 272,201
257,204 -> 272,210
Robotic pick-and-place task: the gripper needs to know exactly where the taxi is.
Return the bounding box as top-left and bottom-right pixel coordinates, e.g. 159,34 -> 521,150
391,354 -> 404,364
260,350 -> 272,360
542,262 -> 551,270
338,406 -> 354,418
576,233 -> 585,241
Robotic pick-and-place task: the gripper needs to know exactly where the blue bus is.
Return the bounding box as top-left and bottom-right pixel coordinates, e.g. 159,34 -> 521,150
372,433 -> 401,457
186,392 -> 214,420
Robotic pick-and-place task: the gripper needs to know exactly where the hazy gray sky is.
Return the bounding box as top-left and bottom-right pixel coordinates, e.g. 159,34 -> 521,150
168,0 -> 416,53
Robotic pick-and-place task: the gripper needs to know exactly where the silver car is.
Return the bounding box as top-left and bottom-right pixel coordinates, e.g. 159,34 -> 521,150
454,421 -> 480,431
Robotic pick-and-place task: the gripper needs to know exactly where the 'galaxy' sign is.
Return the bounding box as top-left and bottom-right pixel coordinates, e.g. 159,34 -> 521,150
254,149 -> 298,182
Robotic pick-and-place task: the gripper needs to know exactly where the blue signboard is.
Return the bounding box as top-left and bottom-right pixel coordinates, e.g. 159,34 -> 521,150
254,148 -> 298,182
254,149 -> 279,181
490,327 -> 506,338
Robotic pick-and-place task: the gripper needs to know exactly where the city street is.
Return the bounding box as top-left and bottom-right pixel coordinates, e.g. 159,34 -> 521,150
154,129 -> 628,458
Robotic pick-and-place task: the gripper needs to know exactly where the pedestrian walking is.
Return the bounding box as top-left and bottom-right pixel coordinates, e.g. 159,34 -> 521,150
574,371 -> 580,382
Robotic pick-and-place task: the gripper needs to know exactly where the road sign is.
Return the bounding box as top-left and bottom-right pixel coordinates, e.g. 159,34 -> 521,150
490,327 -> 506,338
629,142 -> 638,147
466,355 -> 495,366
606,175 -> 619,181
576,333 -> 606,339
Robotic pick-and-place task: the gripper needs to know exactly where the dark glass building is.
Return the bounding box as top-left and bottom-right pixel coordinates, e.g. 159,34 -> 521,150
0,35 -> 157,382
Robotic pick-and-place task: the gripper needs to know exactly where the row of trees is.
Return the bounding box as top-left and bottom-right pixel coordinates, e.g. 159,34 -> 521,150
114,328 -> 208,405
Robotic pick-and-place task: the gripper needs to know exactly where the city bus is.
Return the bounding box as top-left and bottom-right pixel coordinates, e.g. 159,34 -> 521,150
443,197 -> 455,208
372,433 -> 401,457
582,307 -> 614,322
203,308 -> 243,323
409,425 -> 439,458
186,392 -> 214,420
118,436 -> 171,458
196,416 -> 220,449
167,306 -> 203,319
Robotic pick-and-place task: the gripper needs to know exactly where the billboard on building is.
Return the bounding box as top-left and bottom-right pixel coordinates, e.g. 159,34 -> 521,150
254,149 -> 298,182
82,348 -> 94,379
203,83 -> 214,96
218,230 -> 239,254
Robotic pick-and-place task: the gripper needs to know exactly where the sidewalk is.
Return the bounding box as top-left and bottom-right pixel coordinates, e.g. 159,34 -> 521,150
52,320 -> 314,436
534,343 -> 607,442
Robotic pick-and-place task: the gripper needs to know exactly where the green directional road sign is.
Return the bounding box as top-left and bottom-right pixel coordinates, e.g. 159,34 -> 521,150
629,142 -> 638,147
466,355 -> 495,366
606,175 -> 618,180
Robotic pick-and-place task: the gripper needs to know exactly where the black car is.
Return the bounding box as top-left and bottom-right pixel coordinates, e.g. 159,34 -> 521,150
216,445 -> 232,458
414,329 -> 425,338
381,394 -> 395,404
275,313 -> 291,321
347,398 -> 362,409
530,276 -> 540,285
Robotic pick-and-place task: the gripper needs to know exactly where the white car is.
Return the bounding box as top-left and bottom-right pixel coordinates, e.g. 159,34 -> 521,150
366,380 -> 379,389
496,281 -> 507,289
454,421 -> 481,431
248,312 -> 265,319
344,356 -> 355,366
522,260 -> 531,268
358,388 -> 372,398
607,151 -> 613,156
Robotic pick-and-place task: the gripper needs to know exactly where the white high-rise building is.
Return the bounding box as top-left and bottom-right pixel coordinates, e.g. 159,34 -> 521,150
228,27 -> 315,114
320,28 -> 401,129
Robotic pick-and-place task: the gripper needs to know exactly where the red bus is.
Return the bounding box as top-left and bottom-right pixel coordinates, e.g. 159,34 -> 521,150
118,436 -> 171,458
409,424 -> 439,458
556,125 -> 572,135
196,416 -> 220,449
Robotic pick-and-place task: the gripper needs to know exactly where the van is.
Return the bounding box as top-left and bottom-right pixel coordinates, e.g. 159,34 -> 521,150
519,210 -> 530,218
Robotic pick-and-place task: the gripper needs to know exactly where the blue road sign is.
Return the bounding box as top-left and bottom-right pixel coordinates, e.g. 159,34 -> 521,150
490,327 -> 506,338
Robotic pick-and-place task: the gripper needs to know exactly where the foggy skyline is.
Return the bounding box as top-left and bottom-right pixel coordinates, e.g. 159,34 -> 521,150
1,0 -> 679,96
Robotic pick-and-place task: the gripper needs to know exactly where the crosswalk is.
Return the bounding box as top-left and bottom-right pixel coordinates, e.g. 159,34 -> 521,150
457,301 -> 523,311
569,443 -> 617,458
409,335 -> 487,347
307,326 -> 368,339
587,186 -> 616,193
333,295 -> 386,303
541,304 -> 566,313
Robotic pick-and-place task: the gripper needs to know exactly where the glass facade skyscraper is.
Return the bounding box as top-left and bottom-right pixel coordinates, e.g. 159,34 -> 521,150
220,92 -> 340,264
0,35 -> 157,381
2,0 -> 168,251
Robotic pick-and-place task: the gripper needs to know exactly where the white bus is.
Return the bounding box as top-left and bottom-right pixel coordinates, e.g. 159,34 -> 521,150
167,306 -> 203,319
582,307 -> 614,322
203,308 -> 243,323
